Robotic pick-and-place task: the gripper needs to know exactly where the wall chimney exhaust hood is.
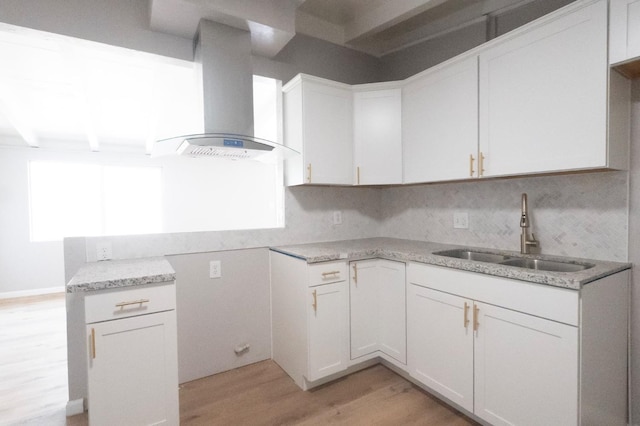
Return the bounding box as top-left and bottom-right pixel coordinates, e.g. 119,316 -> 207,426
152,20 -> 296,160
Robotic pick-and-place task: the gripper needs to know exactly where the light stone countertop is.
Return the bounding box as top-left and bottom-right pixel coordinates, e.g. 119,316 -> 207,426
270,237 -> 630,290
66,257 -> 176,293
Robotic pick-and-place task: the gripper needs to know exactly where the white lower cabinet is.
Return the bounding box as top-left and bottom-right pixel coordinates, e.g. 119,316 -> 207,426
271,251 -> 349,388
407,286 -> 474,412
474,302 -> 578,426
407,262 -> 628,426
350,259 -> 406,363
307,281 -> 349,381
84,283 -> 179,426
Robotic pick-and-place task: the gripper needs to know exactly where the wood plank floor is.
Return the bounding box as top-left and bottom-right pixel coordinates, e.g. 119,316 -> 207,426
1,295 -> 477,426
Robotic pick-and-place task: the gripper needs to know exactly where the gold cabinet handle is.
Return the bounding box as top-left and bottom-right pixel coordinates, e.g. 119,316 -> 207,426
312,290 -> 317,313
307,163 -> 312,183
115,299 -> 149,309
473,304 -> 480,332
464,302 -> 470,328
356,166 -> 360,185
321,271 -> 340,278
469,155 -> 475,177
352,264 -> 358,286
479,152 -> 485,177
90,328 -> 96,360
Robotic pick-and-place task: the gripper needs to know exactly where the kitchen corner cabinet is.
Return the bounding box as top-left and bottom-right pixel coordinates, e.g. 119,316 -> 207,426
479,0 -> 628,177
610,0 -> 640,72
270,251 -> 349,388
353,84 -> 402,185
407,263 -> 628,426
283,74 -> 353,186
403,55 -> 479,183
84,283 -> 179,426
349,259 -> 406,363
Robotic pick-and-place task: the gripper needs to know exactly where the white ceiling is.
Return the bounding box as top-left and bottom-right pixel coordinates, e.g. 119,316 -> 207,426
0,24 -> 203,153
149,0 -> 533,58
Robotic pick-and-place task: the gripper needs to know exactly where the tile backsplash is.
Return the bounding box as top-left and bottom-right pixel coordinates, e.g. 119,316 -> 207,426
380,171 -> 628,261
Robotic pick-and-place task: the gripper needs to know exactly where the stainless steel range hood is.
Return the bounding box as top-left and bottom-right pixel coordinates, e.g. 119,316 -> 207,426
152,20 -> 295,160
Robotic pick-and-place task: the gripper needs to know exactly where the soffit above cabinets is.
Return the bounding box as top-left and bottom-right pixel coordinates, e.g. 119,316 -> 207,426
149,0 -> 535,58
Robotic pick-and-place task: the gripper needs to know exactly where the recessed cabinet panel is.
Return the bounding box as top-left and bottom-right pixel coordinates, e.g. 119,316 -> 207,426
307,282 -> 349,381
474,302 -> 578,426
610,0 -> 640,65
407,285 -> 473,412
350,260 -> 379,359
87,310 -> 179,426
354,88 -> 402,185
403,55 -> 478,183
479,0 -> 608,177
283,75 -> 353,186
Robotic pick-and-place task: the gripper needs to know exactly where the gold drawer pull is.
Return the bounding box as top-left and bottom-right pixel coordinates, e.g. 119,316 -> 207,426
464,302 -> 470,328
352,264 -> 358,286
90,328 -> 96,359
469,154 -> 475,177
479,152 -> 485,177
312,290 -> 317,313
307,163 -> 312,183
115,299 -> 150,309
321,271 -> 340,278
473,304 -> 480,332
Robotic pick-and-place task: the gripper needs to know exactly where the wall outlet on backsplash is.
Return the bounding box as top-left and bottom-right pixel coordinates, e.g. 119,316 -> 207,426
453,212 -> 469,229
96,242 -> 113,261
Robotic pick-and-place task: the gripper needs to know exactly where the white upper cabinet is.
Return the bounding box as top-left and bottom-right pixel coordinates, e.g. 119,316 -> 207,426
610,0 -> 640,66
353,84 -> 403,185
283,74 -> 353,185
403,55 -> 479,183
478,0 -> 623,177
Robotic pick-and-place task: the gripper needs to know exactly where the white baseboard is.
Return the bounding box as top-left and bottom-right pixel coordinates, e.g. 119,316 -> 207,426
66,398 -> 84,417
0,286 -> 64,300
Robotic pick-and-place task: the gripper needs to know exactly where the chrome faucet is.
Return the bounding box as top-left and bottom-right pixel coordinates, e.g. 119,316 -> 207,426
520,193 -> 540,254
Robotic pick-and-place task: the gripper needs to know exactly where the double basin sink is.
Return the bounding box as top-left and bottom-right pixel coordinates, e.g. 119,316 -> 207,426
434,249 -> 594,273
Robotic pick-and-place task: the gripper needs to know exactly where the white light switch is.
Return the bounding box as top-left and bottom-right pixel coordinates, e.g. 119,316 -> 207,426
453,212 -> 469,229
209,260 -> 222,279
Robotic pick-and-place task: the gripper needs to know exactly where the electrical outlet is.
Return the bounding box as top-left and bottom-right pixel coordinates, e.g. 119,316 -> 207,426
96,242 -> 112,261
209,260 -> 221,279
453,212 -> 469,229
333,211 -> 343,225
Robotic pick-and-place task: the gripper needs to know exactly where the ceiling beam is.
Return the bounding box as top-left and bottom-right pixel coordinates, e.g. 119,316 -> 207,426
0,82 -> 40,147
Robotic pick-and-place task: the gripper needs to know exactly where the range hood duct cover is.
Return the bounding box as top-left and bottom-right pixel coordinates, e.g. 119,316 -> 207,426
152,20 -> 295,160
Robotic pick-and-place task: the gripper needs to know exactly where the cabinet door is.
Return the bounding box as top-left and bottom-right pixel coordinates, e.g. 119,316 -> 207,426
354,89 -> 402,185
610,0 -> 640,64
303,81 -> 353,185
307,281 -> 349,382
350,260 -> 379,359
377,260 -> 406,364
407,285 -> 474,412
479,0 -> 608,177
87,311 -> 179,426
403,55 -> 478,183
474,302 -> 578,426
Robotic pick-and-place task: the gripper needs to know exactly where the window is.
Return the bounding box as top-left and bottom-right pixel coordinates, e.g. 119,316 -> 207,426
28,161 -> 162,241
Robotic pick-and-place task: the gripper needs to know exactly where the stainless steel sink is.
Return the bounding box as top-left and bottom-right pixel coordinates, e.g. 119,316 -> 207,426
435,248 -> 595,273
434,249 -> 512,264
499,258 -> 594,272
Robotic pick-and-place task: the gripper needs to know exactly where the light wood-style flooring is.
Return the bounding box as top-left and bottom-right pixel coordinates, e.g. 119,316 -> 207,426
1,294 -> 477,426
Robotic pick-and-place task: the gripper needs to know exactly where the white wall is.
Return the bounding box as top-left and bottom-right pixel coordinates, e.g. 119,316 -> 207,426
627,79 -> 640,426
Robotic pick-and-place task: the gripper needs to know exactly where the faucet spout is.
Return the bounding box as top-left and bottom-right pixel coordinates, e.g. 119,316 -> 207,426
520,193 -> 539,254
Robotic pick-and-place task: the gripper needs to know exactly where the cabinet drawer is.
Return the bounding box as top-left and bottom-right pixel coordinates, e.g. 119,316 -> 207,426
308,262 -> 348,287
85,283 -> 176,323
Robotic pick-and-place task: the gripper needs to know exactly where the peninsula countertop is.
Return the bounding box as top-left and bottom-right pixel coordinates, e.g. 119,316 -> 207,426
270,237 -> 630,290
67,257 -> 176,293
